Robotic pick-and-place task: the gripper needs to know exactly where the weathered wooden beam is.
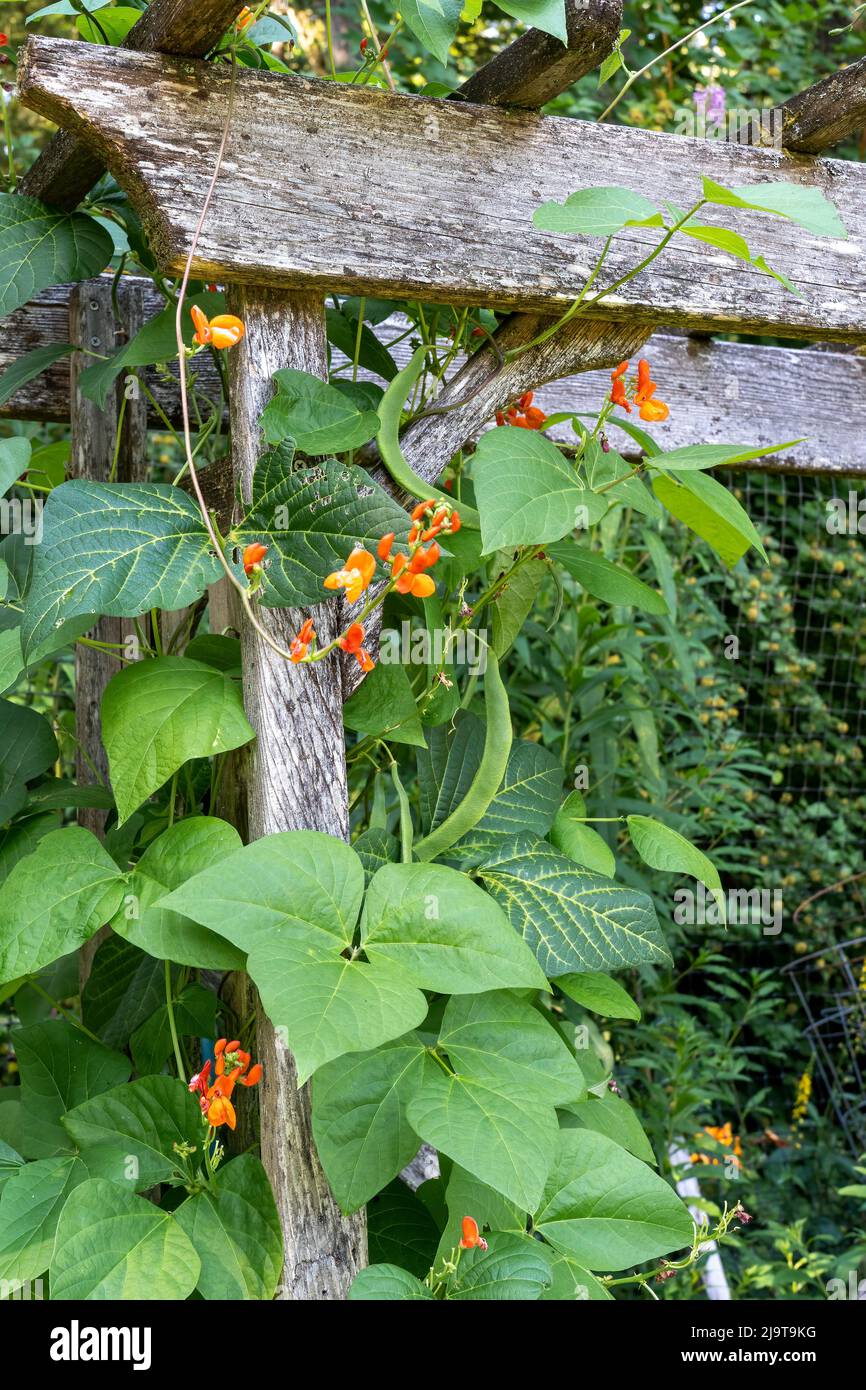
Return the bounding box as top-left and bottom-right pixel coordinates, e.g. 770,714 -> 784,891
222,286 -> 367,1300
19,39 -> 866,341
452,0 -> 622,108
765,57 -> 866,155
19,0 -> 246,210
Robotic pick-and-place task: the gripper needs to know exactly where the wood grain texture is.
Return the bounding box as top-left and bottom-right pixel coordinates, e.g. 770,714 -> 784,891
224,285 -> 367,1301
18,38 -> 866,340
19,0 -> 246,209
767,57 -> 866,155
69,279 -> 148,985
452,0 -> 622,108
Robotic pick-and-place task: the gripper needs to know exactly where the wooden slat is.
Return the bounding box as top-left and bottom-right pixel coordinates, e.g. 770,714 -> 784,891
452,0 -> 621,108
771,57 -> 866,155
18,38 -> 866,342
19,0 -> 246,209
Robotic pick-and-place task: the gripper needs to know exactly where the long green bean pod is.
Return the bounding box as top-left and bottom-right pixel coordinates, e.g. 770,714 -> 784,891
376,346 -> 480,529
413,651 -> 511,861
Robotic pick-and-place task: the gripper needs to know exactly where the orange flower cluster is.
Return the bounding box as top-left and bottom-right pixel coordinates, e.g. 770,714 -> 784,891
188,1038 -> 262,1132
690,1122 -> 743,1168
243,542 -> 268,577
290,617 -> 316,664
324,546 -> 376,604
459,1216 -> 488,1251
190,305 -> 246,350
236,6 -> 255,29
495,391 -> 547,430
339,622 -> 374,673
610,359 -> 669,422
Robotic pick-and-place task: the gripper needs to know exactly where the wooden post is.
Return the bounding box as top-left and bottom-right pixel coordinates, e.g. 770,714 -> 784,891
69,277 -> 148,983
220,286 -> 366,1300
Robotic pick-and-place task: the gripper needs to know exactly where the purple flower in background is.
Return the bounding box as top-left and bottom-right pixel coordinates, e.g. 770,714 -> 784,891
693,84 -> 727,127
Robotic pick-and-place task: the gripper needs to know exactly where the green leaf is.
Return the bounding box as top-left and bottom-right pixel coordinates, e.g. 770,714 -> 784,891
367,1182 -> 440,1276
491,555 -> 547,657
416,710 -> 484,833
174,1154 -> 283,1301
234,455 -> 409,609
362,862 -> 549,994
101,657 -> 254,824
534,185 -> 661,237
561,1092 -> 656,1164
51,1177 -> 200,1299
349,1263 -> 435,1300
14,1020 -> 131,1160
496,0 -> 568,42
627,814 -> 726,924
130,983 -> 217,1077
76,6 -> 140,43
549,792 -> 616,878
439,1163 -> 526,1258
159,829 -> 365,957
326,307 -> 397,382
352,827 -> 400,884
313,1036 -> 429,1214
400,0 -> 463,63
0,826 -> 124,985
159,831 -> 426,1081
652,440 -> 801,472
343,662 -> 426,748
81,935 -> 165,1050
113,817 -> 246,971
0,699 -> 58,807
0,436 -> 33,494
653,472 -> 750,568
473,428 -> 607,553
0,193 -> 113,319
407,1066 -> 557,1212
439,991 -> 585,1107
63,1075 -> 204,1191
701,176 -> 846,239
534,1130 -> 693,1270
452,739 -> 562,862
21,482 -> 222,659
0,1156 -> 87,1288
547,541 -> 667,613
556,971 -> 640,1020
478,833 -> 670,976
538,1246 -> 613,1299
260,368 -> 379,453
450,1231 -> 553,1299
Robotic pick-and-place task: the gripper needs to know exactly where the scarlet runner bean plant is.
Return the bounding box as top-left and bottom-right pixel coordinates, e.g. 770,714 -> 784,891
0,1 -> 850,1302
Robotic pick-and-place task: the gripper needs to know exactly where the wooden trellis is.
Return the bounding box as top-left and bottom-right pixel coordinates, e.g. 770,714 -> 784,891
4,0 -> 866,1299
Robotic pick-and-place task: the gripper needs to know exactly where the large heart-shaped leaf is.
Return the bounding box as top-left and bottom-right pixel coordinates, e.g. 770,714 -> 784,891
438,991 -> 585,1107
0,827 -> 125,985
451,739 -> 562,862
174,1154 -> 283,1301
0,193 -> 113,318
312,1036 -> 430,1214
0,1155 -> 87,1288
361,862 -> 548,994
349,1263 -> 435,1300
259,368 -> 379,453
478,833 -> 670,976
51,1177 -> 200,1300
21,482 -> 223,659
101,658 -> 254,824
62,1076 -> 204,1191
473,429 -> 607,554
14,1020 -> 130,1160
233,456 -> 408,609
113,817 -> 245,971
534,1130 -> 693,1270
449,1232 -> 553,1300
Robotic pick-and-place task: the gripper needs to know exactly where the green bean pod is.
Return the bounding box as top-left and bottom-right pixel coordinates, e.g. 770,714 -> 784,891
376,346 -> 480,529
413,651 -> 511,862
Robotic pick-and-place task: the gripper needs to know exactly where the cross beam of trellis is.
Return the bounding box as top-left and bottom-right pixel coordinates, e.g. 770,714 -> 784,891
6,0 -> 866,1300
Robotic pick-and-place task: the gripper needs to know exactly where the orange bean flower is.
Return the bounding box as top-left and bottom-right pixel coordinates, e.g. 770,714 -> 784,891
339,622 -> 375,672
459,1216 -> 488,1251
236,6 -> 255,29
610,358 -> 669,422
243,542 -> 268,576
289,616 -> 316,663
324,547 -> 376,604
495,390 -> 548,430
194,1038 -> 262,1131
190,305 -> 246,350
